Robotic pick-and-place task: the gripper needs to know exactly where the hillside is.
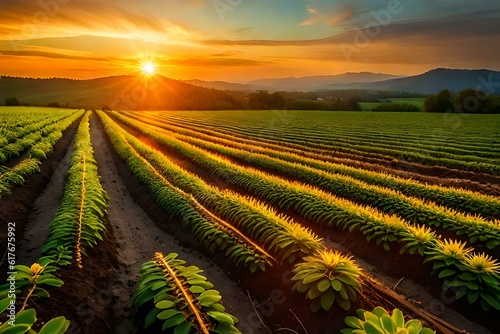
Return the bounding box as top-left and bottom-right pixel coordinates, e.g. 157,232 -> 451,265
0,75 -> 241,110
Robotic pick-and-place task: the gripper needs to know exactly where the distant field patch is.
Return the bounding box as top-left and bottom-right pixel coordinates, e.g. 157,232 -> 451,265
360,97 -> 426,111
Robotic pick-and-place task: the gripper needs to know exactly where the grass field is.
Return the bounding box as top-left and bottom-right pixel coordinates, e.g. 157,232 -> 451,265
359,102 -> 382,111
2,107 -> 500,333
360,97 -> 426,111
387,97 -> 426,108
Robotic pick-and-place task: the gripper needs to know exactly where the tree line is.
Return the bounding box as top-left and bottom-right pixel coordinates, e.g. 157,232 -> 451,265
423,89 -> 500,113
6,88 -> 499,113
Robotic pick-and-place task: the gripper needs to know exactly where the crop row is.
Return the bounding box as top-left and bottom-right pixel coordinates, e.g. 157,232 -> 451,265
157,114 -> 500,175
132,252 -> 241,333
119,112 -> 500,250
99,111 -> 368,312
112,111 -> 500,311
0,111 -> 104,334
0,110 -> 80,164
153,111 -> 498,153
157,112 -> 500,161
124,111 -> 500,219
99,111 -> 323,269
0,108 -> 68,147
99,111 -> 274,272
0,110 -> 85,198
41,111 -> 108,269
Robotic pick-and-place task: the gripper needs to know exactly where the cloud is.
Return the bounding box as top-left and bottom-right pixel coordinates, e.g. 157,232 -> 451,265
206,11 -> 500,47
0,50 -> 111,62
165,56 -> 269,67
0,0 -> 204,45
306,5 -> 318,15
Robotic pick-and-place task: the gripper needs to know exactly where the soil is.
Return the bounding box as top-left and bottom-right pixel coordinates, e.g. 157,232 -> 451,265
16,136 -> 75,264
32,226 -> 118,334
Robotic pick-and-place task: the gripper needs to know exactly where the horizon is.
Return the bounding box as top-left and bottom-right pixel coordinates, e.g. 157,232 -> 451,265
0,67 -> 494,83
1,1 -> 500,82
0,67 -> 497,85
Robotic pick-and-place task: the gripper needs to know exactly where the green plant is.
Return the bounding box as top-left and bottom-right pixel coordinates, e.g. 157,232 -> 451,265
425,240 -> 500,311
341,306 -> 435,334
0,304 -> 69,334
131,252 -> 240,334
424,239 -> 472,271
0,262 -> 63,313
292,250 -> 362,312
0,109 -> 84,198
42,112 -> 109,269
448,253 -> 500,311
0,158 -> 41,198
399,225 -> 437,256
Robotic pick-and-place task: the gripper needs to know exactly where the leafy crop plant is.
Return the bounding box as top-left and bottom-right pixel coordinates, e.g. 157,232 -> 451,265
132,252 -> 240,334
292,250 -> 362,312
341,306 -> 435,334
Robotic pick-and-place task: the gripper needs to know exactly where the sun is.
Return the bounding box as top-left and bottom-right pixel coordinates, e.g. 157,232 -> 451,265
141,61 -> 156,76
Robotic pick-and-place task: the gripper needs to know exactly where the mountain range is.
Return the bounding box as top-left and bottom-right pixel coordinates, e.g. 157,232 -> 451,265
182,72 -> 400,92
186,69 -> 500,94
347,68 -> 500,94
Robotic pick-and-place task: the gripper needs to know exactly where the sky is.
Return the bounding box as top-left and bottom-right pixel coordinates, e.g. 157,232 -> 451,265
0,0 -> 499,82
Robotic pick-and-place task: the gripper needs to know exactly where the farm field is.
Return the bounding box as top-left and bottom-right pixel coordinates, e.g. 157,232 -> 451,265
360,98 -> 426,111
388,98 -> 426,108
1,107 -> 500,334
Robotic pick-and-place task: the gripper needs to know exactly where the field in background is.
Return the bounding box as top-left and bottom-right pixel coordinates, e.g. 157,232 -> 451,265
360,97 -> 426,111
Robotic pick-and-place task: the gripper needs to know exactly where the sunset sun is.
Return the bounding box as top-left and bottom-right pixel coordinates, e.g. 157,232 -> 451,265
141,61 -> 156,76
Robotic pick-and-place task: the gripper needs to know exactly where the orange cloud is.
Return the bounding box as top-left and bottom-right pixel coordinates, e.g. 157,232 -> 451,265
0,0 -> 204,45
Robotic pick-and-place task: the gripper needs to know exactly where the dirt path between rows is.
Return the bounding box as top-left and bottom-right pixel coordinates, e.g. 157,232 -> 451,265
89,114 -> 267,333
17,138 -> 75,264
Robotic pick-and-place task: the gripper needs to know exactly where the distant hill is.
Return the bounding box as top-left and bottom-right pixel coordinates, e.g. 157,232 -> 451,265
246,72 -> 401,91
348,68 -> 500,94
0,75 -> 241,110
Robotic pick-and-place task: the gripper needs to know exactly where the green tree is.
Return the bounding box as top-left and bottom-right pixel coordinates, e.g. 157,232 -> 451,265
422,94 -> 437,112
423,89 -> 453,112
435,89 -> 454,112
454,89 -> 490,113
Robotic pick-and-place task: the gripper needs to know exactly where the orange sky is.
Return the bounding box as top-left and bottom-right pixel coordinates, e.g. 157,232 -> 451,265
1,0 -> 499,82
